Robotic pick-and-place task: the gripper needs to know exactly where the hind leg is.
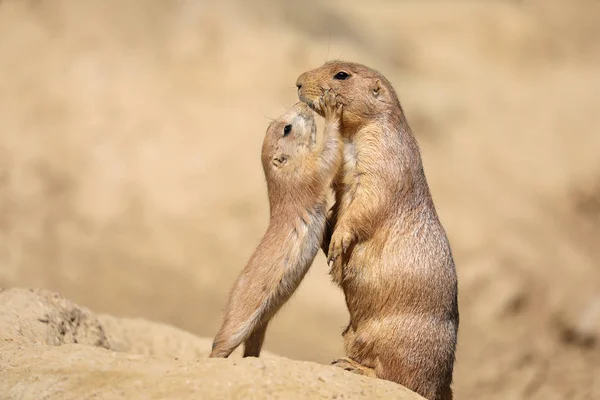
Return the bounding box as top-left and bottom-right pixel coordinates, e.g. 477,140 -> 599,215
331,357 -> 376,378
374,347 -> 453,400
334,323 -> 377,378
243,322 -> 268,357
440,385 -> 453,400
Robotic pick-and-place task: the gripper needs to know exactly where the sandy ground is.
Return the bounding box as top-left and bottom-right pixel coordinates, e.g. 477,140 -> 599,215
0,0 -> 599,399
0,288 -> 420,399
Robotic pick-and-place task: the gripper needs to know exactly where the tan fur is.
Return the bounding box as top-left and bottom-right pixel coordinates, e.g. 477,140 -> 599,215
210,96 -> 343,358
296,61 -> 459,400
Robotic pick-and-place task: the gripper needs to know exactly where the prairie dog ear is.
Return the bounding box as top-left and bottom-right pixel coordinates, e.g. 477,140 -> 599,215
371,79 -> 383,98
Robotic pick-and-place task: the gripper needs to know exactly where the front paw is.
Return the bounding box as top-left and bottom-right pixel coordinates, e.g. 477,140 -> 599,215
319,89 -> 343,121
327,224 -> 356,267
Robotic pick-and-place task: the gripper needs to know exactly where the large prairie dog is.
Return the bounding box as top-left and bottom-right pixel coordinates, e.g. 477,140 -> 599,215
296,61 -> 459,400
210,94 -> 343,358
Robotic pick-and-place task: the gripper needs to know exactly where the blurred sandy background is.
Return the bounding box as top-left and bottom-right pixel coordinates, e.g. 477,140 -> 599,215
0,0 -> 599,398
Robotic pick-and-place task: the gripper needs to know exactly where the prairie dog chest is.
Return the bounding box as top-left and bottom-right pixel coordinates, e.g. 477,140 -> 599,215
335,138 -> 358,210
287,204 -> 328,268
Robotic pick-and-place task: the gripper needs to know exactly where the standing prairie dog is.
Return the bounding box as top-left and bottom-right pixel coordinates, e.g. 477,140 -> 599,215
210,94 -> 343,358
296,61 -> 459,400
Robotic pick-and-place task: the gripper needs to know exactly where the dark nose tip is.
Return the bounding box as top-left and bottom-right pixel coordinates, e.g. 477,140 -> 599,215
296,73 -> 306,90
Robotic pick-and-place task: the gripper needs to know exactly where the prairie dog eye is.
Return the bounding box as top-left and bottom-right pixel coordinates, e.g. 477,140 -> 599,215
333,71 -> 350,80
283,124 -> 292,137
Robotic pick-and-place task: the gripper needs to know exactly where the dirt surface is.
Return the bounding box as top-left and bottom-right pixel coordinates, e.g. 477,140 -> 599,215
0,288 -> 421,400
0,0 -> 599,399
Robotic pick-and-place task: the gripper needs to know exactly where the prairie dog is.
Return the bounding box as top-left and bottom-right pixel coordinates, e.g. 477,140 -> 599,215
210,94 -> 343,358
296,61 -> 459,400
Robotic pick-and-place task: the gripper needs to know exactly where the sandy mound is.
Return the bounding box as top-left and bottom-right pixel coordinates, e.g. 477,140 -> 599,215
0,288 -> 422,400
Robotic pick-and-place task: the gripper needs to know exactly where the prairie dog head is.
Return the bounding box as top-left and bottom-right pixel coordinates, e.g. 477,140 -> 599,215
295,61 -> 400,130
261,102 -> 317,177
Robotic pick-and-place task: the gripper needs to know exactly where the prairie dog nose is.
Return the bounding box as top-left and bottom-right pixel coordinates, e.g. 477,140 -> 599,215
295,73 -> 307,90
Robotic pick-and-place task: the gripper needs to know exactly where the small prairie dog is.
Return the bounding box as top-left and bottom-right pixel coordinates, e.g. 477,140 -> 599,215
210,94 -> 343,358
296,61 -> 459,400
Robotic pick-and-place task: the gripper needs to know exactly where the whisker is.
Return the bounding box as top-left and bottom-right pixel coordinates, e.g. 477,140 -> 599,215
325,33 -> 331,63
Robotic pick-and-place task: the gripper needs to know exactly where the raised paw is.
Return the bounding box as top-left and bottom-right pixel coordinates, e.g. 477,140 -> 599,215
331,357 -> 376,378
319,89 -> 343,121
327,224 -> 356,267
